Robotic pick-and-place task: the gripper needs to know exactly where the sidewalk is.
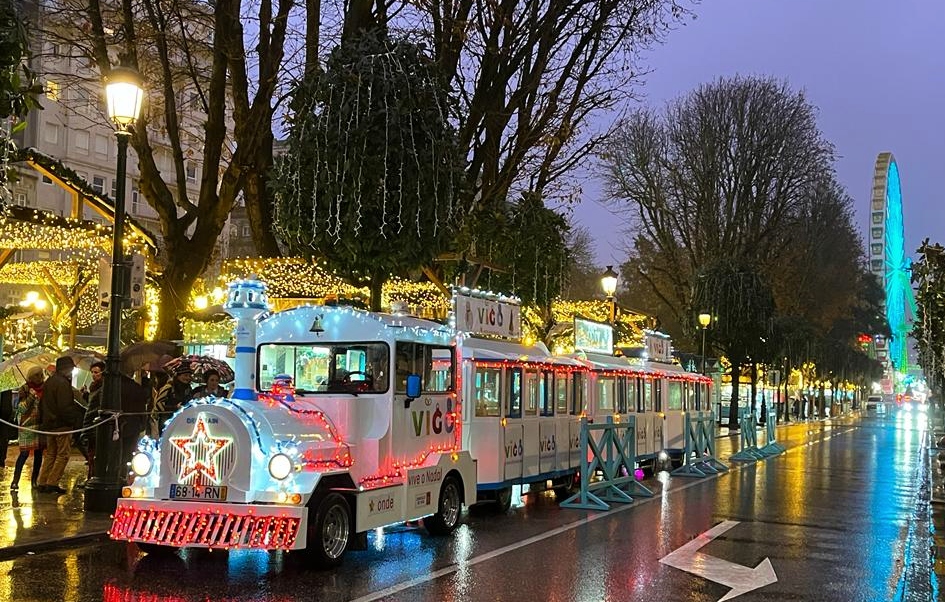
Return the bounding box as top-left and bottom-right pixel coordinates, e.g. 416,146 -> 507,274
0,447 -> 113,560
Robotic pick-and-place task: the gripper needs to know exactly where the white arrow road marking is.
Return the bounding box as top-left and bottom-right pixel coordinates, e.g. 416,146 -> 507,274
659,520 -> 777,602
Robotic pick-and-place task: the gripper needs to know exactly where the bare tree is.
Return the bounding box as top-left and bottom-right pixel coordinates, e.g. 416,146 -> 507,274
601,76 -> 835,331
37,0 -> 296,338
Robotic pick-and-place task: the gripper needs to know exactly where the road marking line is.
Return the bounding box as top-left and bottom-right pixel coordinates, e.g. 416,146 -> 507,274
348,424 -> 852,602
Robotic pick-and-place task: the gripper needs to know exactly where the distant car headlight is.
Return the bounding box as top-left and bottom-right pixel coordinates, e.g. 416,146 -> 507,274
131,452 -> 153,477
268,453 -> 293,480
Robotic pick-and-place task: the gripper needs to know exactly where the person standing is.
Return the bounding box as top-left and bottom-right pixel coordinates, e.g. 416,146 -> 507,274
10,367 -> 45,490
119,373 -> 150,480
78,361 -> 105,484
37,356 -> 81,494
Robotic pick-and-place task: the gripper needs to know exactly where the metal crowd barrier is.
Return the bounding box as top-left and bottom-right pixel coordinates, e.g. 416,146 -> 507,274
730,408 -> 784,461
560,415 -> 654,511
758,409 -> 786,456
671,411 -> 729,478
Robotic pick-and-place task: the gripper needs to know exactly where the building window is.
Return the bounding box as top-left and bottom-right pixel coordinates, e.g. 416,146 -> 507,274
45,80 -> 60,101
92,175 -> 105,195
111,178 -> 118,199
242,225 -> 250,237
75,130 -> 89,152
186,162 -> 198,183
14,190 -> 28,206
43,123 -> 60,145
131,184 -> 139,214
95,134 -> 108,155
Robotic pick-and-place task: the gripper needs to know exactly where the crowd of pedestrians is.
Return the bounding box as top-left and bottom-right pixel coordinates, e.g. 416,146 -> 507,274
5,354 -> 231,495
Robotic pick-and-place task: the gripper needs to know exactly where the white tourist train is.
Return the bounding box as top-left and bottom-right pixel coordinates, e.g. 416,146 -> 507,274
109,279 -> 710,566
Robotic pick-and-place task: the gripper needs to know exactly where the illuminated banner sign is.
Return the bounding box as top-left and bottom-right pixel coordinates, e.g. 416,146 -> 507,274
454,291 -> 521,339
645,332 -> 672,363
574,317 -> 613,354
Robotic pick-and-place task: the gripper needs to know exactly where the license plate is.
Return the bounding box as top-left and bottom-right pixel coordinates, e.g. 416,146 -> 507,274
169,484 -> 228,501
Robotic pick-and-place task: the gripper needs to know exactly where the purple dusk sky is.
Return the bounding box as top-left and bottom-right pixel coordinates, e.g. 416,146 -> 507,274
577,0 -> 945,266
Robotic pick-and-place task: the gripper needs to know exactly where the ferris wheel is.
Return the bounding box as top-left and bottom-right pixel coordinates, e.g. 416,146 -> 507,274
868,152 -> 917,376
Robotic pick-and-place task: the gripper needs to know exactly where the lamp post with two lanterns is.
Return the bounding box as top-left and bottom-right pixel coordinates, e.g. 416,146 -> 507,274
84,66 -> 145,513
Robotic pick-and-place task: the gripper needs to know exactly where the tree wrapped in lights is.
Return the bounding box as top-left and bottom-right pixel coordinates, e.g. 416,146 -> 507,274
273,31 -> 466,311
913,239 -> 945,411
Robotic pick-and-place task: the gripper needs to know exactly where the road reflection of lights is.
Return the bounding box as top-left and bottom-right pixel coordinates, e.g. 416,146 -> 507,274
227,549 -> 275,580
451,525 -> 475,600
374,526 -> 385,551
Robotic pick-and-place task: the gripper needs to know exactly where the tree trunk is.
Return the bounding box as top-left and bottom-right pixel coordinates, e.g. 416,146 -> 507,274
244,129 -> 282,257
728,359 -> 741,429
749,361 -> 758,415
156,256 -> 203,341
369,274 -> 384,312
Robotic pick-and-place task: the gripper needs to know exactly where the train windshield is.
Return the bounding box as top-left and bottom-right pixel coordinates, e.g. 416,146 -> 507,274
258,343 -> 390,394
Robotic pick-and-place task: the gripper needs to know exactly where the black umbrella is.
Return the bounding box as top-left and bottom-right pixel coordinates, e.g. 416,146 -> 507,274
120,341 -> 179,375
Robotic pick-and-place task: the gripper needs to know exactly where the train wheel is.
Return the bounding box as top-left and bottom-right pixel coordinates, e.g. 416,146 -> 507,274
553,474 -> 579,500
494,486 -> 513,513
425,475 -> 463,535
306,492 -> 351,569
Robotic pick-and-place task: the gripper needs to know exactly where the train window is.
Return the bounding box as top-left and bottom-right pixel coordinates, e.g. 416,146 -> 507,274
642,379 -> 653,412
667,381 -> 683,411
654,380 -> 662,412
633,378 -> 643,412
556,374 -> 569,414
525,371 -> 539,415
571,372 -> 586,415
474,367 -> 502,417
597,376 -> 615,412
424,346 -> 454,392
508,368 -> 522,418
540,371 -> 554,416
258,342 -> 389,394
617,377 -> 628,413
685,382 -> 696,410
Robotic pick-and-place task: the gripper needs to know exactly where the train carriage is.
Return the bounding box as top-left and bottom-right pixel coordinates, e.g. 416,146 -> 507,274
459,336 -> 585,508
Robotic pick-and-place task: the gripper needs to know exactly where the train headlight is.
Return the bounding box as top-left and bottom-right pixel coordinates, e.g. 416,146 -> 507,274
131,452 -> 153,477
268,453 -> 293,480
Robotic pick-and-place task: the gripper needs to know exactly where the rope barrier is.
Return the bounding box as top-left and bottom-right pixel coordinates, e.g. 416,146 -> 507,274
0,413 -> 120,437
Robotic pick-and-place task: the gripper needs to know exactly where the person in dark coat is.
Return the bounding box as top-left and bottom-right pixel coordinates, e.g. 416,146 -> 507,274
78,361 -> 105,483
37,356 -> 82,494
119,373 -> 151,481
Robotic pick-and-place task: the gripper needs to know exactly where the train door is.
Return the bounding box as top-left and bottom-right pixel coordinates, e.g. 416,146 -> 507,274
468,362 -> 505,486
663,378 -> 686,452
503,367 -> 524,481
553,370 -> 571,472
637,377 -> 654,459
568,371 -> 586,467
521,369 -> 541,478
538,369 -> 558,473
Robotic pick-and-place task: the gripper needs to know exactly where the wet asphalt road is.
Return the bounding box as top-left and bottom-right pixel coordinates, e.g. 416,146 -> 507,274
0,411 -> 933,602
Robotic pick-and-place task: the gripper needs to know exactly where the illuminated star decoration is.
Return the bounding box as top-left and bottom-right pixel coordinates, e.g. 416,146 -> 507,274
171,415 -> 233,485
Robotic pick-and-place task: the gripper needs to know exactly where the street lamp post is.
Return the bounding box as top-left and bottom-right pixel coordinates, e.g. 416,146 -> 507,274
698,312 -> 717,420
85,66 -> 144,513
600,265 -> 618,325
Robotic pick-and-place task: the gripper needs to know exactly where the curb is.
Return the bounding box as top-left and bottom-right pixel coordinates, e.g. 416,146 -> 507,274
0,531 -> 110,561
